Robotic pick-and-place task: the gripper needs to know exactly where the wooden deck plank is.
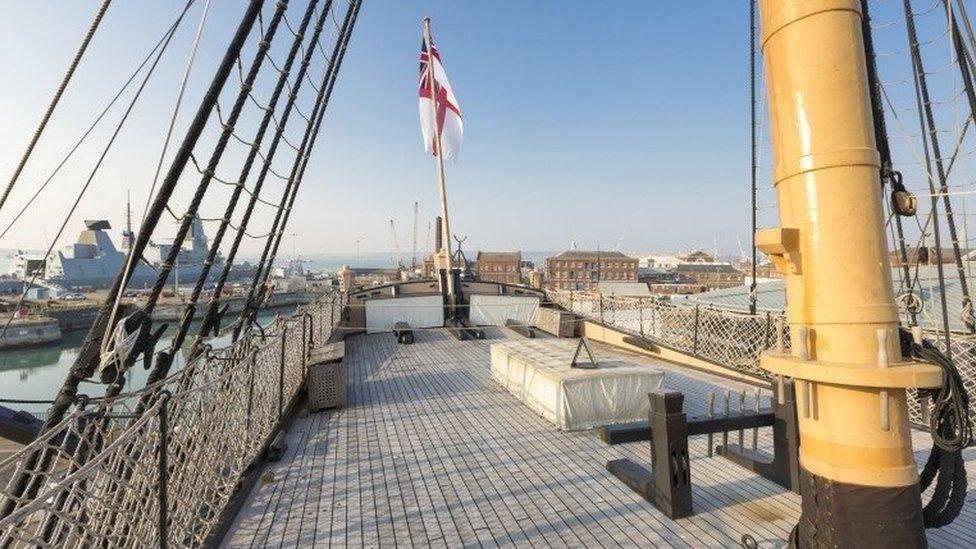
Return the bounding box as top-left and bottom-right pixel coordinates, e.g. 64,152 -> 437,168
441,333 -> 662,548
393,341 -> 533,547
223,327 -> 976,548
408,335 -> 584,548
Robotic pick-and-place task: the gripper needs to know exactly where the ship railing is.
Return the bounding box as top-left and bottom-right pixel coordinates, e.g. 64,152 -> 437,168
545,288 -> 975,439
0,291 -> 347,548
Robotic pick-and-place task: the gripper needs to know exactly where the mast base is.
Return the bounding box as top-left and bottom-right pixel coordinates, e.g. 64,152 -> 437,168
793,468 -> 926,548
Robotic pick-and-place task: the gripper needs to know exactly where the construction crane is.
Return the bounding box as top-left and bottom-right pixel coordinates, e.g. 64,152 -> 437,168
412,201 -> 418,271
390,218 -> 403,270
614,228 -> 626,252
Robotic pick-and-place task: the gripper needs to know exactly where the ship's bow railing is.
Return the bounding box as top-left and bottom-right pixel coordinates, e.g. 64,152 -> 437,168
0,291 -> 346,548
545,288 -> 975,438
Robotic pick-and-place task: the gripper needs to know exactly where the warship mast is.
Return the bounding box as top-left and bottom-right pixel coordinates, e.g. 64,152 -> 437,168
756,1 -> 944,545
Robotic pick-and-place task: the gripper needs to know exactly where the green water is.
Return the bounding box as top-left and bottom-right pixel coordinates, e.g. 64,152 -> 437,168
0,308 -> 291,416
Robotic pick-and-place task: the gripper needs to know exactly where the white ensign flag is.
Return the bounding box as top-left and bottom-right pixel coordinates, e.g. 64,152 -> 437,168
418,38 -> 463,160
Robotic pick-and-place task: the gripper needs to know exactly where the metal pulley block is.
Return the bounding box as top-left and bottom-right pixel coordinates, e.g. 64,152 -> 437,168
892,189 -> 918,216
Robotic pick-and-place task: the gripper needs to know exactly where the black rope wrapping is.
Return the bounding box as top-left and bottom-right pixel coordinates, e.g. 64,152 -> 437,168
901,329 -> 972,528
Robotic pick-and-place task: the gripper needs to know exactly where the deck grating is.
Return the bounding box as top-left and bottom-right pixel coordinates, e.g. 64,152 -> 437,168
224,327 -> 976,548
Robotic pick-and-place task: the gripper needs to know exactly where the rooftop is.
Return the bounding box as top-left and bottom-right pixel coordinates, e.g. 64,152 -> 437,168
550,250 -> 635,261
224,328 -> 976,547
476,251 -> 521,262
671,263 -> 743,274
598,281 -> 652,297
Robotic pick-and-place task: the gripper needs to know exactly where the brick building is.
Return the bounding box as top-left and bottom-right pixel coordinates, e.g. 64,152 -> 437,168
670,263 -> 745,290
545,250 -> 638,291
475,251 -> 522,285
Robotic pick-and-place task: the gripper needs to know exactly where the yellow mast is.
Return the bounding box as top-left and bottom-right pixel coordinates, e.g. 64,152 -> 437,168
756,1 -> 941,545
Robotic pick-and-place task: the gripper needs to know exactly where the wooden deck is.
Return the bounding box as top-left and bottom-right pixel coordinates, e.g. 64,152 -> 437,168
224,328 -> 976,548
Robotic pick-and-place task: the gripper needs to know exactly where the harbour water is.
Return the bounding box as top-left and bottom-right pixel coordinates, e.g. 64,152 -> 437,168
0,307 -> 290,417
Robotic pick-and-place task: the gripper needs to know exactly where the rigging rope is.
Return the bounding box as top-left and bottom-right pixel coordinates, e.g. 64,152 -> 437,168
111,0 -> 292,411
22,0 -> 267,491
154,0 -> 327,389
236,0 -> 362,341
103,0 -> 215,356
864,0 -> 918,326
0,0 -> 113,219
0,0 -> 197,348
0,0 -> 201,522
906,0 -> 974,336
905,0 -> 958,348
749,0 -> 758,315
193,0 -> 337,349
0,16 -> 183,243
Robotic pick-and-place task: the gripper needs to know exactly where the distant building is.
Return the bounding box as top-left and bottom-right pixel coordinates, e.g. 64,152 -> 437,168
637,266 -> 669,283
640,250 -> 717,270
640,254 -> 683,270
545,250 -> 638,291
671,263 -> 745,290
475,251 -> 522,285
682,250 -> 715,263
739,261 -> 784,285
339,267 -> 402,291
528,268 -> 544,289
25,286 -> 50,301
649,282 -> 707,295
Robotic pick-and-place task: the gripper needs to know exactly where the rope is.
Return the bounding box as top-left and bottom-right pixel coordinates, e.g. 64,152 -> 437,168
0,0 -> 113,219
196,0 -> 339,347
749,0 -> 758,315
5,0 -> 268,524
0,15 -> 182,243
902,330 -> 971,527
0,0 -> 195,348
905,0 -> 958,350
232,0 -> 357,341
0,296 -> 342,545
158,0 -> 327,394
247,0 -> 363,333
103,0 -> 214,357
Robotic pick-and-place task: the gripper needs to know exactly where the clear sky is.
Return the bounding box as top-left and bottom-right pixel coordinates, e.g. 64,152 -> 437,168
0,1 -> 969,260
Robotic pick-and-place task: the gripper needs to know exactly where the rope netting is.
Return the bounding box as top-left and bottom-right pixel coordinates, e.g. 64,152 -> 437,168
547,288 -> 975,437
0,293 -> 345,548
548,289 -> 789,380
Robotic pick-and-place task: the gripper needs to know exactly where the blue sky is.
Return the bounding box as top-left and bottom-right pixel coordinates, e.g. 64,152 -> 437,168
0,1 -> 970,260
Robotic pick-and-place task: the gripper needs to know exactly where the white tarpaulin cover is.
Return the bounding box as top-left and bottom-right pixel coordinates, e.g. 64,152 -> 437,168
469,295 -> 540,326
490,339 -> 664,430
365,295 -> 444,334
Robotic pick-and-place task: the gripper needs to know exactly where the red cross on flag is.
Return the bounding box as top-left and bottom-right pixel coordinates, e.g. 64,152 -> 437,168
419,35 -> 463,161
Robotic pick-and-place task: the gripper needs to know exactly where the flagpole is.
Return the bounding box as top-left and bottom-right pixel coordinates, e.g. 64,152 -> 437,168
423,17 -> 456,315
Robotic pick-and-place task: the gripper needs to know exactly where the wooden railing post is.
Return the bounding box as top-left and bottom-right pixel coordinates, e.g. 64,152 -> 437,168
157,391 -> 172,549
638,298 -> 645,337
278,325 -> 287,421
